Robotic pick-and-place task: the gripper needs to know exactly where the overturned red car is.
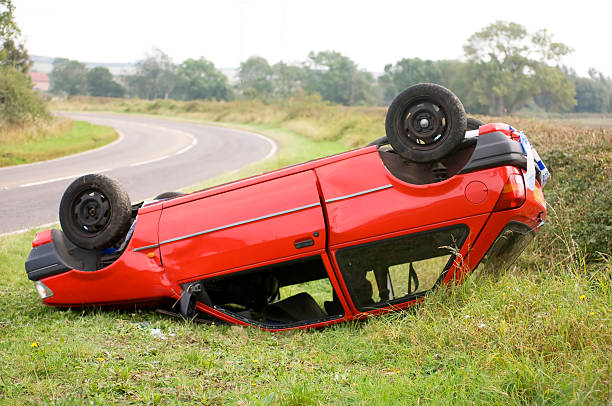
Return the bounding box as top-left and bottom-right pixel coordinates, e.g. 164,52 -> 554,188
25,84 -> 548,331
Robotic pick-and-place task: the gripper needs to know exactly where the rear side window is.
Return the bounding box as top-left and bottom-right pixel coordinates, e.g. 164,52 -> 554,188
335,226 -> 468,311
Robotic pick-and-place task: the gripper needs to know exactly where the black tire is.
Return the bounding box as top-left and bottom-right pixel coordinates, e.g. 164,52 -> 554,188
467,117 -> 485,130
385,83 -> 467,162
59,174 -> 131,250
366,135 -> 389,147
154,192 -> 185,200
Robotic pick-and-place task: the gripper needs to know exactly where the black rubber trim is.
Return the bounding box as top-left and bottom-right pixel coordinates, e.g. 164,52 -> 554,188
24,242 -> 70,281
25,230 -> 100,281
459,131 -> 526,174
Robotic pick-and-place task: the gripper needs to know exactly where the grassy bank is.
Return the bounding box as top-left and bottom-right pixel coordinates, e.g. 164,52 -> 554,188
0,227 -> 609,404
0,98 -> 608,404
0,118 -> 118,167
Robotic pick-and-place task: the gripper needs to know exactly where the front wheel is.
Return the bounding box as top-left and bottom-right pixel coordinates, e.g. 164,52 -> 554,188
154,191 -> 184,200
59,174 -> 131,250
385,83 -> 467,163
467,117 -> 485,130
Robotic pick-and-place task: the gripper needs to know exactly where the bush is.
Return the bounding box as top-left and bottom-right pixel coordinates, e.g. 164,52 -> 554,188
0,67 -> 48,125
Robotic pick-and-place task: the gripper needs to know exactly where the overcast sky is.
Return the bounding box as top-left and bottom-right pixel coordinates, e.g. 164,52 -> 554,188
13,0 -> 612,77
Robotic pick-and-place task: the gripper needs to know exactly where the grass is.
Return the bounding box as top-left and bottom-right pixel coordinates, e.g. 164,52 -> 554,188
0,97 -> 609,404
1,230 -> 610,404
0,118 -> 118,167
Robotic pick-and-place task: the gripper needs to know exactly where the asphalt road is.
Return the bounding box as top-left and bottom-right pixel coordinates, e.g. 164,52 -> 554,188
0,113 -> 276,235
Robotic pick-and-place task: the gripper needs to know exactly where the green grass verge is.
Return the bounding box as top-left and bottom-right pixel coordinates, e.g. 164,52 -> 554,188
1,229 -> 610,404
0,119 -> 118,167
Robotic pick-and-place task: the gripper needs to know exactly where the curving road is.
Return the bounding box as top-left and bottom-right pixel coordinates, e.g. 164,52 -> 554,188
0,113 -> 276,235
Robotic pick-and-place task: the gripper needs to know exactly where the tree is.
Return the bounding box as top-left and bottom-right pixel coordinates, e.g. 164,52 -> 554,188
464,21 -> 572,115
0,0 -> 31,73
173,57 -> 232,101
572,70 -> 611,113
0,66 -> 48,124
271,61 -> 305,99
379,58 -> 443,102
87,66 -> 125,97
532,64 -> 576,112
304,50 -> 376,105
0,0 -> 46,126
0,0 -> 18,41
238,56 -> 273,99
0,0 -> 44,125
126,48 -> 176,100
50,58 -> 88,96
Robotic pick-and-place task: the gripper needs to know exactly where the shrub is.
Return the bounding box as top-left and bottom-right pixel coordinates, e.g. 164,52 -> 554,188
0,66 -> 48,125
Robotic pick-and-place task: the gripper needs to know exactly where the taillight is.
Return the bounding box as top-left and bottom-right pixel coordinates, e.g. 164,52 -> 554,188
32,229 -> 53,248
493,171 -> 526,212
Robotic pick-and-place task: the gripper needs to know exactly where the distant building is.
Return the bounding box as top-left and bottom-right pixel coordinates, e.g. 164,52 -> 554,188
27,72 -> 50,92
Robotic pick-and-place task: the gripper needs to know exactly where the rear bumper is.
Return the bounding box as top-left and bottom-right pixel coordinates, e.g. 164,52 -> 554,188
25,229 -> 99,281
459,131 -> 545,185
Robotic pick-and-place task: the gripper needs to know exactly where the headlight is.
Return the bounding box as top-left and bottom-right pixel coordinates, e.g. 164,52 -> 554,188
34,281 -> 54,299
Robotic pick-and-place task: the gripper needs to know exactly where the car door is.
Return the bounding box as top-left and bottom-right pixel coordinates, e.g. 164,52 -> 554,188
315,149 -> 500,314
158,170 -> 326,284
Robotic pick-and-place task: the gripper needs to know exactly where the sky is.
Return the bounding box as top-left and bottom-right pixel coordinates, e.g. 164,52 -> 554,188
13,0 -> 612,77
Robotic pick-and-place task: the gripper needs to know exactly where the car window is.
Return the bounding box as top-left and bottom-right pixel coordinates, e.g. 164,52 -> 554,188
335,226 -> 468,311
201,255 -> 344,328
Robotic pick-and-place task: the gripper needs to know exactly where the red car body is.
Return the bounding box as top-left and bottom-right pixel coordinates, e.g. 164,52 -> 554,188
26,123 -> 547,331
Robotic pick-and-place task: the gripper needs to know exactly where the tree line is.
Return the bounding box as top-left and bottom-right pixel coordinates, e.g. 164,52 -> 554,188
50,20 -> 612,115
3,0 -> 612,129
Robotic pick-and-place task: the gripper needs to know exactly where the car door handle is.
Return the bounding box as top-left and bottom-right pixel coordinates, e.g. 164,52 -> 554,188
294,238 -> 314,249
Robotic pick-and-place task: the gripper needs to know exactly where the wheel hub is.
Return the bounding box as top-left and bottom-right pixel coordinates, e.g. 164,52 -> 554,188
73,190 -> 110,232
405,102 -> 445,142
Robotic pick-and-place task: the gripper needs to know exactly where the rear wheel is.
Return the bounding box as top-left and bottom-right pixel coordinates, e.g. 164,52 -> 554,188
154,191 -> 184,200
59,174 -> 131,250
385,83 -> 467,162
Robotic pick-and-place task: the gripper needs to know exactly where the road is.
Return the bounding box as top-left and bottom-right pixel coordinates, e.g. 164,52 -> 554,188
0,113 -> 276,235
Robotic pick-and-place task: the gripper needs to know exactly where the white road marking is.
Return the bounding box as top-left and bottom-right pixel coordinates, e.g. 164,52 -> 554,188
129,156 -> 170,167
0,221 -> 59,237
18,169 -> 112,188
127,129 -> 197,166
234,130 -> 277,159
261,135 -> 278,159
174,137 -> 198,156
